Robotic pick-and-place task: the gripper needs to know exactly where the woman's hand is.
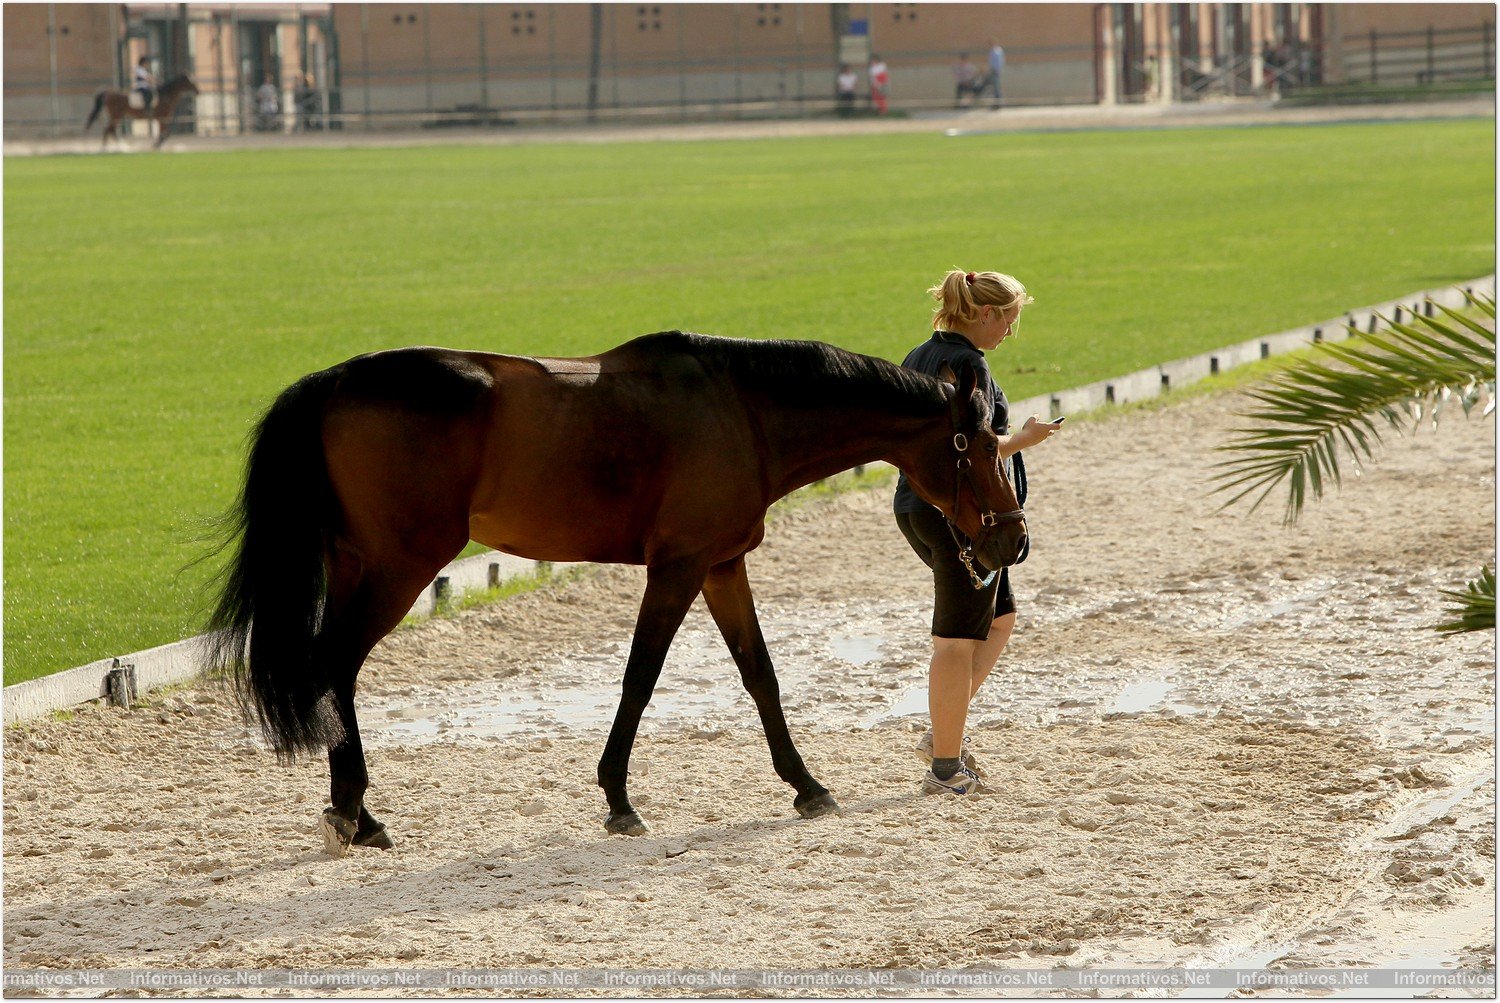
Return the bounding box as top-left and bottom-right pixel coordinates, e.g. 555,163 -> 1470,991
1017,415 -> 1064,448
996,415 -> 1062,457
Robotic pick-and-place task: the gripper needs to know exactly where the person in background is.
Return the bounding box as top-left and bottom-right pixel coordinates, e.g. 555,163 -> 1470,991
984,37 -> 1005,109
953,53 -> 978,107
868,54 -> 890,115
132,55 -> 156,112
836,64 -> 858,118
893,268 -> 1062,796
294,73 -> 317,132
256,77 -> 280,132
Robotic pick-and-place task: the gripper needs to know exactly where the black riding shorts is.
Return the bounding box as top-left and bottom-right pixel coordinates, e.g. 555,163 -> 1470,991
896,507 -> 1015,640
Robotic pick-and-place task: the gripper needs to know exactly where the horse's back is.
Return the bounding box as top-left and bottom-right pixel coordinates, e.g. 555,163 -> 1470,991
332,346 -> 496,415
473,335 -> 767,564
318,337 -> 771,566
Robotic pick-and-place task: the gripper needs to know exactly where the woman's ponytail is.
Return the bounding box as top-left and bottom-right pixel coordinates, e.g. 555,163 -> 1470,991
929,267 -> 1033,331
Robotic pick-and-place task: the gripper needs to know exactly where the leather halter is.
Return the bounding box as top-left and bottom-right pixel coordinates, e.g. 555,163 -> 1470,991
948,430 -> 1025,589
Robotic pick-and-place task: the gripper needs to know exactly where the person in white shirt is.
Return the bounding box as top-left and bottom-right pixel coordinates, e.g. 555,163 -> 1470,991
868,55 -> 890,114
132,56 -> 156,111
835,64 -> 858,118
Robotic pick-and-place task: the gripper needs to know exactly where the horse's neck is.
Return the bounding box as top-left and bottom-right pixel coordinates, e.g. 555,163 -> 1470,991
763,404 -> 945,500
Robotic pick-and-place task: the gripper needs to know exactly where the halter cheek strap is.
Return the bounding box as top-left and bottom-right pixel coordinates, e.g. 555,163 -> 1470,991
947,430 -> 1024,590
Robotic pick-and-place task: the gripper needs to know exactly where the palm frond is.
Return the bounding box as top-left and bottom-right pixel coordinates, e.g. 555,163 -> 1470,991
1436,566 -> 1496,634
1212,292 -> 1495,524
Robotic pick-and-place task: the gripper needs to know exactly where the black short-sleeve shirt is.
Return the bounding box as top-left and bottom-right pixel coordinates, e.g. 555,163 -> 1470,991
892,331 -> 1014,515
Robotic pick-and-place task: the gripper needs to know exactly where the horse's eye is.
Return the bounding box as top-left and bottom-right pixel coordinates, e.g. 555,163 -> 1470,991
984,440 -> 997,453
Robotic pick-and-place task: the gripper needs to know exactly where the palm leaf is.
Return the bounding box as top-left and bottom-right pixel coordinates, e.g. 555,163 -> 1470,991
1212,292 -> 1495,524
1436,566 -> 1496,634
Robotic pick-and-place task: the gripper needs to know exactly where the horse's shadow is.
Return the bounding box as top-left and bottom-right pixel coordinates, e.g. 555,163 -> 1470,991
5,793 -> 922,965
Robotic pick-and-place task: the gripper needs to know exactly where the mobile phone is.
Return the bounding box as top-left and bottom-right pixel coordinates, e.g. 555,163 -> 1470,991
1054,415 -> 1067,423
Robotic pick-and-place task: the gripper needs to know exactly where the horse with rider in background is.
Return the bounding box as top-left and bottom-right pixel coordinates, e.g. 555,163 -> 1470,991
85,74 -> 199,149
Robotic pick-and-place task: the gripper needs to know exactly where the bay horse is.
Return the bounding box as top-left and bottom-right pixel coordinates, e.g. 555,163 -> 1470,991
85,75 -> 199,149
205,331 -> 1027,853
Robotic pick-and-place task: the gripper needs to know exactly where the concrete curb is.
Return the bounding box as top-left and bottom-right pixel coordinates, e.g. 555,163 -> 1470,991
4,275 -> 1492,728
3,637 -> 209,727
403,549 -> 563,621
1010,276 -> 1495,420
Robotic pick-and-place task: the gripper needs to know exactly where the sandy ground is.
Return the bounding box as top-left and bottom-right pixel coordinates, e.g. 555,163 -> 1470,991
3,387 -> 1494,995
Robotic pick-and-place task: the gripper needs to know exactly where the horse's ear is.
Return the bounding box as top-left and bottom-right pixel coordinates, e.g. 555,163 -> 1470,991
935,363 -> 958,386
948,359 -> 984,419
953,361 -> 979,408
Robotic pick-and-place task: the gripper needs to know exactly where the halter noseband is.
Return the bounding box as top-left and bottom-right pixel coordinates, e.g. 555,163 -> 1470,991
948,429 -> 1025,589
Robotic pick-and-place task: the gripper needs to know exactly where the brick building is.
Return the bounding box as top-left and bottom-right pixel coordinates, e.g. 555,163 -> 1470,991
4,3 -> 1493,138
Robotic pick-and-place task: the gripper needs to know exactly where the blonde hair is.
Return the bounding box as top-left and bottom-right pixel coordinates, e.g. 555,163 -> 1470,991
929,268 -> 1034,332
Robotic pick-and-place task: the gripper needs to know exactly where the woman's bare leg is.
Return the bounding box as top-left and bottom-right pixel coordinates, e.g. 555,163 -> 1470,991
969,611 -> 1016,697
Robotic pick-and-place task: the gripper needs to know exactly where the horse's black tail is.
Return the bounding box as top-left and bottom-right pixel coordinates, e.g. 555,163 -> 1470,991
205,365 -> 347,760
84,91 -> 104,131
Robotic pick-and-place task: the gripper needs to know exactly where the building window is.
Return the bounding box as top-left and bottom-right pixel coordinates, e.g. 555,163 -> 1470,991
892,3 -> 917,22
756,3 -> 782,28
636,6 -> 661,31
511,8 -> 536,35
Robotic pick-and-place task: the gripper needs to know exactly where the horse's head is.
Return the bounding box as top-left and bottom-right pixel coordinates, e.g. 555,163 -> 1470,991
905,363 -> 1028,573
165,75 -> 199,95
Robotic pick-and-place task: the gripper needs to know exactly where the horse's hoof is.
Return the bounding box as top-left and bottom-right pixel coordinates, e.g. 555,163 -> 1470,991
354,823 -> 395,850
320,808 -> 357,858
604,811 -> 650,836
795,792 -> 840,819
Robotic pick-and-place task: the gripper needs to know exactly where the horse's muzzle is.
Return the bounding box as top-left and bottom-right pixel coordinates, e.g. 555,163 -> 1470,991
975,518 -> 1027,571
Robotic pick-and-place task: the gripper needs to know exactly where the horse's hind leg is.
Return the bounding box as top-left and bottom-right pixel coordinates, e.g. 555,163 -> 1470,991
316,553 -> 439,855
701,556 -> 837,820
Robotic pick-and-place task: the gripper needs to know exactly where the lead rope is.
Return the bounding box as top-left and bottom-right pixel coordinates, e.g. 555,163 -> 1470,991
958,546 -> 998,591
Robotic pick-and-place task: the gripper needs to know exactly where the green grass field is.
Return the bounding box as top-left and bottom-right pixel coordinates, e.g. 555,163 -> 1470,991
4,118 -> 1494,684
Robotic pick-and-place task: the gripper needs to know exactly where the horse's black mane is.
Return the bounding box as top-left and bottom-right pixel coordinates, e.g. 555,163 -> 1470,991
634,330 -> 949,417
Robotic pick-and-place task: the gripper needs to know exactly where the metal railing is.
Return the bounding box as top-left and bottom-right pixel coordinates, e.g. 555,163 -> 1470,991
1351,23 -> 1494,86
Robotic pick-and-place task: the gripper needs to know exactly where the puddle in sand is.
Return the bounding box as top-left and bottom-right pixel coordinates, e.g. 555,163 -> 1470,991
370,631 -> 897,742
874,686 -> 929,725
865,679 -> 1191,730
1106,679 -> 1178,714
829,635 -> 883,666
372,684 -> 751,741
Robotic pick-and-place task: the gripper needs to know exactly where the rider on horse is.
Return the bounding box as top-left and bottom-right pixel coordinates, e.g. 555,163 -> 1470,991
132,56 -> 156,112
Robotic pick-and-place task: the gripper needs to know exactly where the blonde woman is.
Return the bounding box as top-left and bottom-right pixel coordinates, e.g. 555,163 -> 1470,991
893,268 -> 1062,795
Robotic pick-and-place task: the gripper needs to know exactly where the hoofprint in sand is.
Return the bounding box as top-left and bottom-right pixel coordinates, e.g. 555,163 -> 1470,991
4,389 -> 1493,993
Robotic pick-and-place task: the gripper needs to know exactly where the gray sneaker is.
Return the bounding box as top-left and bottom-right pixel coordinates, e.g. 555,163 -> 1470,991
921,764 -> 989,796
914,729 -> 981,775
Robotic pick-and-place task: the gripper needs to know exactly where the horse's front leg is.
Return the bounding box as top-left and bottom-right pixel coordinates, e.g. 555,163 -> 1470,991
153,118 -> 170,149
598,558 -> 707,835
702,556 -> 838,820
